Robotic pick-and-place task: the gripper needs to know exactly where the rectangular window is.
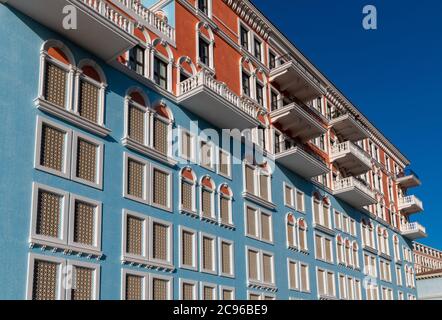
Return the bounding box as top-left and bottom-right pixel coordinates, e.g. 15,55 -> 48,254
259,172 -> 270,201
151,167 -> 170,210
72,133 -> 102,188
296,191 -> 304,212
202,284 -> 216,300
240,26 -> 249,49
260,212 -> 272,242
38,121 -> 69,175
198,0 -> 209,14
35,188 -> 64,240
153,116 -> 169,155
181,280 -> 197,300
151,221 -> 170,262
246,206 -> 258,238
180,129 -> 193,161
220,240 -> 234,277
218,149 -> 231,177
199,37 -> 210,66
181,178 -> 195,213
30,257 -> 63,300
128,103 -> 146,145
201,188 -> 214,219
180,228 -> 196,269
288,260 -> 299,290
200,141 -> 213,169
151,277 -> 171,300
125,156 -> 147,202
300,264 -> 310,293
254,38 -> 262,61
256,82 -> 264,106
247,249 -> 259,282
125,214 -> 146,258
270,90 -> 278,111
153,56 -> 168,90
220,195 -> 232,225
129,45 -> 145,76
247,247 -> 275,286
44,61 -> 68,108
124,272 -> 145,300
269,51 -> 276,69
242,72 -> 250,96
220,287 -> 235,300
78,78 -> 100,124
315,234 -> 333,263
245,206 -> 273,243
201,234 -> 216,273
317,268 -> 336,298
284,184 -> 294,208
245,164 -> 255,194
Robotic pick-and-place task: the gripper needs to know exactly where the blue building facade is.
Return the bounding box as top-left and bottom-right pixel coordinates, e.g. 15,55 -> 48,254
0,1 -> 420,300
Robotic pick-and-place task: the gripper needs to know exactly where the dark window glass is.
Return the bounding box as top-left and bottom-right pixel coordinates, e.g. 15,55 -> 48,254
274,133 -> 281,154
199,37 -> 210,66
242,72 -> 250,96
271,91 -> 278,111
254,39 -> 262,61
154,57 -> 168,90
240,26 -> 249,50
198,0 -> 208,14
180,72 -> 189,83
129,46 -> 145,76
256,82 -> 264,106
269,52 -> 276,69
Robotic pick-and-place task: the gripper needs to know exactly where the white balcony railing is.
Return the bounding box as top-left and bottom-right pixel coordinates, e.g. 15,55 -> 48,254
115,0 -> 175,42
179,70 -> 259,119
82,0 -> 134,34
334,177 -> 375,198
401,222 -> 426,234
399,195 -> 423,210
331,141 -> 371,167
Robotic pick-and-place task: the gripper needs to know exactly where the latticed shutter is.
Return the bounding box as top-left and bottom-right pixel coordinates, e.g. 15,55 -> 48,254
44,62 -> 67,108
219,150 -> 229,176
181,131 -> 191,159
76,138 -> 97,183
126,215 -> 143,256
245,166 -> 255,193
78,79 -> 99,124
221,242 -> 231,275
287,224 -> 294,247
152,222 -> 168,261
181,231 -> 194,267
248,250 -> 258,280
262,254 -> 272,283
127,159 -> 144,199
153,117 -> 168,155
202,237 -> 213,271
128,104 -> 145,144
201,189 -> 212,218
259,174 -> 269,200
260,213 -> 271,241
153,169 -> 168,207
32,260 -> 59,300
246,207 -> 256,236
300,265 -> 308,292
222,289 -> 233,300
285,186 -> 292,206
182,283 -> 194,300
289,261 -> 297,289
152,278 -> 168,300
181,181 -> 193,212
71,266 -> 93,300
203,286 -> 214,300
36,190 -> 62,238
40,124 -> 65,172
220,197 -> 230,225
125,274 -> 143,300
296,191 -> 304,211
73,200 -> 95,246
327,272 -> 335,296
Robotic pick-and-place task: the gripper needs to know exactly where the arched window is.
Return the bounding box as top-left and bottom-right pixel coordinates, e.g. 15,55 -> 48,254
286,213 -> 297,249
75,60 -> 107,126
377,226 -> 384,253
345,238 -> 352,267
176,56 -> 197,90
150,39 -> 174,92
152,101 -> 174,157
38,40 -> 75,111
352,242 -> 360,269
298,218 -> 308,252
393,235 -> 400,261
336,235 -> 344,264
383,229 -> 390,256
219,184 -> 233,226
127,28 -> 150,76
196,22 -> 214,71
200,176 -> 215,220
180,167 -> 196,214
124,88 -> 150,145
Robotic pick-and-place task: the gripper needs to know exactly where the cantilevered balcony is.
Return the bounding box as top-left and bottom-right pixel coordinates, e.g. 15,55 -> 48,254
398,195 -> 424,215
333,177 -> 376,208
4,0 -> 139,61
274,138 -> 329,179
178,71 -> 260,130
330,112 -> 369,142
270,101 -> 327,143
396,170 -> 422,189
330,141 -> 372,176
401,222 -> 427,240
269,55 -> 326,102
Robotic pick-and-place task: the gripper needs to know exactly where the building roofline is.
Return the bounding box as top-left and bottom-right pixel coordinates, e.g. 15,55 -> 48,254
242,0 -> 411,166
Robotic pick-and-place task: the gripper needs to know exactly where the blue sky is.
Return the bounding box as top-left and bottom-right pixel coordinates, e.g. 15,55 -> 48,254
251,0 -> 442,249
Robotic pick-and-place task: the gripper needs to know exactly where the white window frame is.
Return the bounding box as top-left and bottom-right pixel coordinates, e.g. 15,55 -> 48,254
199,138 -> 215,171
121,269 -> 148,300
178,226 -> 198,271
65,259 -> 101,300
34,116 -> 72,179
287,259 -> 299,291
179,127 -> 196,162
199,181 -> 216,221
71,131 -> 104,189
148,217 -> 173,267
314,233 -> 334,264
245,246 -> 275,288
123,97 -> 151,147
179,279 -> 198,300
200,282 -> 217,300
316,267 -> 336,299
218,238 -> 235,278
150,164 -> 173,212
295,190 -> 305,213
283,182 -> 295,209
199,232 -> 217,275
244,203 -> 273,244
149,274 -> 173,300
218,188 -> 233,227
217,148 -> 232,179
179,171 -> 197,215
299,263 -> 310,293
122,152 -> 149,204
219,286 -> 235,300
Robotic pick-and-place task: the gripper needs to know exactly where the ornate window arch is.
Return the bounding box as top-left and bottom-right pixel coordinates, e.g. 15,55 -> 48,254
286,213 -> 297,249
180,167 -> 197,214
196,22 -> 215,71
298,218 -> 308,252
176,56 -> 197,91
200,175 -> 215,221
149,38 -> 174,92
352,241 -> 360,269
336,234 -> 344,264
218,184 -> 233,226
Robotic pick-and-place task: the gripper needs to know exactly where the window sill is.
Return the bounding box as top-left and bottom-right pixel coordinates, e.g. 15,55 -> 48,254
379,252 -> 392,261
220,273 -> 235,279
72,175 -> 102,190
151,202 -> 173,213
122,137 -> 178,167
122,256 -> 175,272
35,165 -> 70,181
200,269 -> 218,276
242,192 -> 276,210
318,295 -> 338,301
247,281 -> 277,292
123,194 -> 149,206
29,240 -> 102,260
313,224 -> 336,236
35,97 -> 111,137
180,209 -> 199,219
219,222 -> 236,230
363,245 -> 378,255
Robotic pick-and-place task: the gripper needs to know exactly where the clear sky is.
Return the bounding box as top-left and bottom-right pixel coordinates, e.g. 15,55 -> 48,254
251,0 -> 442,249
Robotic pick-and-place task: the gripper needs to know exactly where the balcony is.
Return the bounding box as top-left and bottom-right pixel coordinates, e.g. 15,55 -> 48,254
330,113 -> 369,142
178,71 -> 260,130
398,196 -> 424,215
330,141 -> 372,176
274,139 -> 329,179
401,223 -> 427,240
270,102 -> 327,143
269,56 -> 325,102
396,170 -> 422,189
333,177 -> 376,208
4,0 -> 139,62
